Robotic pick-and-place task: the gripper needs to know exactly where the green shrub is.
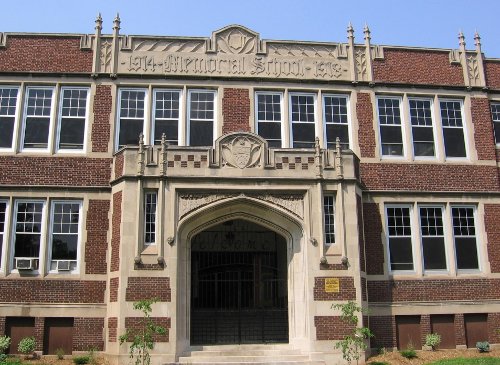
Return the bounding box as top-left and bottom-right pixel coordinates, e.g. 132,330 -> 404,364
369,362 -> 390,365
476,341 -> 490,352
17,337 -> 35,357
0,336 -> 10,354
425,333 -> 441,350
55,347 -> 65,360
73,355 -> 90,365
400,345 -> 417,359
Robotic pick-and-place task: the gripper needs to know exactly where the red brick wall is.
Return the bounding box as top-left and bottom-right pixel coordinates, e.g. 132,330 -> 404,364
471,98 -> 496,160
110,192 -> 122,272
313,277 -> 356,301
361,277 -> 367,302
85,200 -> 110,275
0,280 -> 105,303
124,317 -> 170,342
314,316 -> 356,340
222,88 -> 250,133
369,316 -> 397,349
485,61 -> 500,89
0,36 -> 92,73
356,92 -> 376,158
455,314 -> 466,346
0,317 -> 5,335
363,202 -> 384,275
125,277 -> 171,302
0,157 -> 112,187
73,318 -> 104,351
34,317 -> 44,352
421,314 -> 431,346
92,85 -> 112,153
488,313 -> 500,343
484,204 -> 500,273
368,279 -> 500,302
357,195 -> 366,271
360,163 -> 499,192
109,277 -> 119,302
114,153 -> 124,179
373,49 -> 464,86
108,317 -> 118,343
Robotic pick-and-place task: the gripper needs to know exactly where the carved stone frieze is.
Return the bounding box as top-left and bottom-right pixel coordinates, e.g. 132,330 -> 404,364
355,49 -> 367,80
100,39 -> 112,73
179,193 -> 236,218
221,135 -> 262,169
466,53 -> 480,85
131,39 -> 205,53
216,28 -> 257,55
250,194 -> 304,219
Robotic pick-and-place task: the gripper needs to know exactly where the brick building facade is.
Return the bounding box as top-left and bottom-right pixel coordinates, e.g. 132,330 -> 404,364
0,16 -> 499,364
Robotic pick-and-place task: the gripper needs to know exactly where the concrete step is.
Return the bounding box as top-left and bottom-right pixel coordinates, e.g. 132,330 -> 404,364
188,349 -> 302,357
171,362 -> 325,365
178,355 -> 311,363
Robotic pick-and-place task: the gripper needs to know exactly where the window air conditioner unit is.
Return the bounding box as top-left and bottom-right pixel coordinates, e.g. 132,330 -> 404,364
15,258 -> 38,270
57,260 -> 71,271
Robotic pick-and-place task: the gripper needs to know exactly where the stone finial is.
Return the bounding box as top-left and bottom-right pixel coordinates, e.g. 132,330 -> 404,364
363,24 -> 371,43
113,13 -> 121,32
458,30 -> 466,48
474,30 -> 482,52
314,137 -> 322,178
161,133 -> 167,175
347,22 -> 354,40
95,13 -> 103,31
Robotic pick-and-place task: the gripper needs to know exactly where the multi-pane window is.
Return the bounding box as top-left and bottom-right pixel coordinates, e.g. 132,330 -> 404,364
117,89 -> 146,149
13,201 -> 44,265
440,100 -> 466,158
491,102 -> 500,144
323,195 -> 335,245
189,90 -> 216,146
324,95 -> 349,149
0,87 -> 19,149
144,192 -> 157,246
451,206 -> 479,270
419,206 -> 446,270
290,93 -> 316,148
409,98 -> 435,157
58,88 -> 88,151
49,202 -> 81,271
22,87 -> 54,150
386,206 -> 414,271
153,90 -> 180,145
0,201 -> 6,267
256,92 -> 283,148
377,97 -> 403,156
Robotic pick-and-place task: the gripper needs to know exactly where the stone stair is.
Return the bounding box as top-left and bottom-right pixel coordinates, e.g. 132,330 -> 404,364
167,344 -> 326,365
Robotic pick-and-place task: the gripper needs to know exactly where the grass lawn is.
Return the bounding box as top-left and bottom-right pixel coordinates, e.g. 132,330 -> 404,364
424,358 -> 500,365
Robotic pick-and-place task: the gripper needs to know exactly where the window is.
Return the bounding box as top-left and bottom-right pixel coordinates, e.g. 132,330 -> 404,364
491,102 -> 500,144
57,88 -> 89,151
188,90 -> 216,146
440,100 -> 466,158
117,89 -> 146,149
385,203 -> 481,273
13,201 -> 44,267
409,98 -> 435,157
324,95 -> 349,149
451,206 -> 479,270
290,93 -> 316,148
323,195 -> 335,245
419,206 -> 446,270
0,87 -> 19,150
48,201 -> 81,272
377,97 -> 403,156
144,192 -> 157,246
256,92 -> 283,148
153,90 -> 181,145
386,205 -> 414,271
22,87 -> 54,150
0,201 -> 7,267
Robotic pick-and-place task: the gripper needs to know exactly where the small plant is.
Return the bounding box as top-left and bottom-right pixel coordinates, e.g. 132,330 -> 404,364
369,362 -> 389,365
0,336 -> 11,354
476,341 -> 490,352
425,333 -> 441,350
400,344 -> 417,359
73,355 -> 90,365
87,347 -> 98,365
17,336 -> 36,358
55,347 -> 65,360
119,298 -> 167,365
375,346 -> 386,355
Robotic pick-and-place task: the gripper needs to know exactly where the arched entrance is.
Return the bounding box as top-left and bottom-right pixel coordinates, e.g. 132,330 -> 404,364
190,219 -> 288,345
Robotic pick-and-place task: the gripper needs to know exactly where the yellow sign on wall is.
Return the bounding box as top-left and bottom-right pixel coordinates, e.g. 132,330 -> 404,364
325,278 -> 340,293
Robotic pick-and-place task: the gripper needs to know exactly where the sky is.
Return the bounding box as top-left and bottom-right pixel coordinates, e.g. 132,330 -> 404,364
2,0 -> 500,57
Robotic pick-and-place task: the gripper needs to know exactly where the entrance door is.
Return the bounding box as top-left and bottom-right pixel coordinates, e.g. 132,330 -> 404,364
190,219 -> 288,345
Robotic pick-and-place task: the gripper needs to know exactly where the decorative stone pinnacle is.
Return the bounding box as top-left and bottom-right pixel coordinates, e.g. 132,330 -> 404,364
347,22 -> 354,38
138,133 -> 144,149
95,13 -> 102,30
474,31 -> 481,48
113,13 -> 121,31
363,24 -> 371,40
458,30 -> 466,47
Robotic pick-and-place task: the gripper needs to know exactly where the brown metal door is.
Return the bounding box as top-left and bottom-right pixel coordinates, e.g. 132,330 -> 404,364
464,314 -> 488,348
43,318 -> 74,355
431,315 -> 455,349
396,316 -> 421,350
5,317 -> 35,354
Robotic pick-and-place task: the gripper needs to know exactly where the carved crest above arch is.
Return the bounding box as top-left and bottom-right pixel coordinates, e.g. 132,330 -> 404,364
215,132 -> 266,169
209,25 -> 262,55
